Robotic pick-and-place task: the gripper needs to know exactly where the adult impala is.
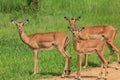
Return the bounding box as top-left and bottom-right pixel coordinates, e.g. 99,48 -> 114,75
11,20 -> 71,77
70,28 -> 108,80
64,17 -> 120,68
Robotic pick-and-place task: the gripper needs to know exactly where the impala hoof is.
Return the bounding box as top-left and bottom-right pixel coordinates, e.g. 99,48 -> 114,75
83,66 -> 87,68
107,61 -> 110,64
118,61 -> 120,64
33,73 -> 37,75
61,70 -> 68,78
67,70 -> 71,75
75,76 -> 81,80
97,76 -> 101,79
61,75 -> 65,78
104,77 -> 107,80
115,67 -> 119,70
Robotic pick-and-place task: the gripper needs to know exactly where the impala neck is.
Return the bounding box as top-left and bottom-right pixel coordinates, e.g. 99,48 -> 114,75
19,29 -> 29,44
70,24 -> 78,31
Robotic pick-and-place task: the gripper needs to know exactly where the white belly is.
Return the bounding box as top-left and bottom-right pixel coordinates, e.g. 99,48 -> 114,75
39,41 -> 55,50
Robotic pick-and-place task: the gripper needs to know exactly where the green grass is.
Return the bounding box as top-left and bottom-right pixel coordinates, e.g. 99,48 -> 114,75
0,0 -> 120,80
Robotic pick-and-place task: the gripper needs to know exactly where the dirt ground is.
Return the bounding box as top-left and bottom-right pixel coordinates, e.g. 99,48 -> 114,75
41,62 -> 120,80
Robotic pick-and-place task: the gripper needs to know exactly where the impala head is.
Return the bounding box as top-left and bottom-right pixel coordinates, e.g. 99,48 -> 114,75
11,19 -> 29,32
69,27 -> 84,40
64,16 -> 80,31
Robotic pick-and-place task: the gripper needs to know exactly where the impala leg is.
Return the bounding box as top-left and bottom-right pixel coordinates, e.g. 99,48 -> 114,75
108,41 -> 120,63
107,42 -> 119,69
108,41 -> 120,69
75,54 -> 82,80
98,64 -> 104,79
97,51 -> 108,79
117,51 -> 120,64
115,52 -> 120,70
64,37 -> 71,75
108,51 -> 114,64
107,43 -> 114,64
33,49 -> 38,74
83,54 -> 88,68
65,51 -> 71,75
104,66 -> 108,80
58,48 -> 71,77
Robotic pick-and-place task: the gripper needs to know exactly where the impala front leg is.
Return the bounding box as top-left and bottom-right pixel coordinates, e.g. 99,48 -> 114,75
75,54 -> 82,80
83,54 -> 88,68
33,49 -> 38,74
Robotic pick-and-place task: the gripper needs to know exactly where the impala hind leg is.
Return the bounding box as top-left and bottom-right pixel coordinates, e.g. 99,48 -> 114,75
97,51 -> 108,80
58,48 -> 71,77
98,64 -> 104,79
65,51 -> 71,75
98,64 -> 108,80
107,41 -> 120,70
63,37 -> 71,75
108,41 -> 120,63
107,42 -> 119,69
107,43 -> 115,64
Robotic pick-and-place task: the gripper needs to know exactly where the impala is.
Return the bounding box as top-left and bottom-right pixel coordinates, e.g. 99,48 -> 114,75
11,20 -> 71,77
64,17 -> 120,68
70,28 -> 108,80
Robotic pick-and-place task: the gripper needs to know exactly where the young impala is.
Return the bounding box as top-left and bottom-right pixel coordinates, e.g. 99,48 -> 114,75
11,20 -> 71,77
64,17 -> 120,68
70,28 -> 108,80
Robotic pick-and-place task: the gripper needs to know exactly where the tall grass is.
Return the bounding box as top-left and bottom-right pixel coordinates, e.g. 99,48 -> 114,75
0,0 -> 120,80
0,0 -> 25,13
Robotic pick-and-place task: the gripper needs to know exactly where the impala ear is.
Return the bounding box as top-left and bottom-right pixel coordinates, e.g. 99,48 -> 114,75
64,16 -> 69,20
11,20 -> 17,26
78,27 -> 84,32
22,19 -> 29,26
75,16 -> 81,21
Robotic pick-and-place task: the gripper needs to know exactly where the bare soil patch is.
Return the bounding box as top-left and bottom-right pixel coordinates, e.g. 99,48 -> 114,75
41,62 -> 120,80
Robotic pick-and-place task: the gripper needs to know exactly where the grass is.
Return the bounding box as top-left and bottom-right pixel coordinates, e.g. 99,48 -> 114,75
0,0 -> 120,80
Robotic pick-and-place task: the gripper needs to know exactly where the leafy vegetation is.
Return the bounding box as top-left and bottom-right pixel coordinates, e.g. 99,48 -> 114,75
0,0 -> 120,80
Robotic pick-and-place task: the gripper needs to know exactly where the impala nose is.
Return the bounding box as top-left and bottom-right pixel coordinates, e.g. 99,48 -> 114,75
68,26 -> 71,31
